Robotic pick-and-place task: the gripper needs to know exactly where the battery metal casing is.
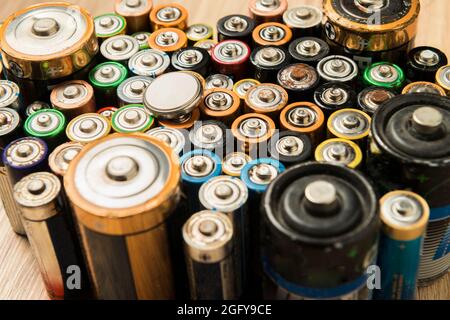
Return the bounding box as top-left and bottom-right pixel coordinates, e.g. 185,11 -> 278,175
250,46 -> 291,83
282,6 -> 323,38
200,88 -> 241,126
148,28 -> 188,54
97,106 -> 118,123
205,74 -> 234,91
288,37 -> 330,66
145,126 -> 187,156
114,0 -> 153,34
24,109 -> 67,152
363,62 -> 406,92
132,32 -> 151,50
217,15 -> 255,43
129,49 -> 170,77
357,87 -> 396,116
248,0 -> 288,25
406,46 -> 448,83
111,104 -> 154,133
189,120 -> 227,157
315,138 -> 363,170
317,55 -> 359,86
233,79 -> 261,101
245,83 -> 288,121
194,39 -> 217,56
222,152 -> 252,177
100,35 -> 140,65
14,172 -> 91,299
89,62 -> 128,107
158,109 -> 201,130
402,82 -> 446,97
268,131 -> 312,167
66,113 -> 111,145
64,133 -> 181,299
436,65 -> 450,96
117,76 -> 154,106
211,40 -> 251,81
314,82 -> 357,117
48,141 -> 83,179
327,108 -> 371,150
25,101 -> 52,117
171,47 -> 211,77
149,3 -> 188,31
277,63 -> 320,101
186,23 -> 213,45
95,13 -> 127,42
0,80 -> 23,115
252,22 -> 292,48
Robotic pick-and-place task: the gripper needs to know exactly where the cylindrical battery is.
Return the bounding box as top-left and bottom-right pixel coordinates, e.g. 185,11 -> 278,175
200,89 -> 241,127
132,32 -> 152,50
114,0 -> 153,34
317,55 -> 359,86
0,80 -> 23,115
89,62 -> 128,107
323,0 -> 420,69
97,106 -> 118,123
374,191 -> 429,300
268,131 -> 312,167
183,210 -> 238,300
233,79 -> 260,101
288,37 -> 330,67
50,80 -> 96,121
171,47 -> 211,77
369,94 -> 450,284
282,6 -> 323,38
402,82 -> 446,97
262,162 -> 379,300
128,49 -> 170,77
149,3 -> 188,31
194,39 -> 218,56
49,142 -> 83,179
0,108 -> 25,235
248,0 -> 288,25
199,176 -> 249,297
217,15 -> 255,43
66,113 -> 111,145
148,28 -> 188,54
64,134 -> 181,299
158,109 -> 200,130
327,108 -> 371,148
26,101 -> 52,117
363,62 -> 405,92
436,65 -> 450,96
252,22 -> 292,48
189,120 -> 227,157
406,46 -> 448,83
14,172 -> 91,299
244,83 -> 288,121
315,138 -> 363,170
145,126 -> 187,156
357,87 -> 396,116
95,13 -> 127,43
314,82 -> 357,117
277,63 -> 320,101
211,40 -> 251,81
205,74 -> 234,90
179,149 -> 222,216
280,102 -> 325,147
186,24 -> 213,45
222,152 -> 252,177
100,35 -> 140,65
250,46 -> 290,83
117,76 -> 154,106
24,109 -> 67,152
112,104 -> 154,133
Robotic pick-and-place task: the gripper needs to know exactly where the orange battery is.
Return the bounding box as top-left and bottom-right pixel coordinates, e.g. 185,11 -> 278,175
200,88 -> 241,126
149,3 -> 188,31
248,0 -> 288,25
148,27 -> 187,54
244,83 -> 288,122
115,0 -> 153,34
252,22 -> 292,47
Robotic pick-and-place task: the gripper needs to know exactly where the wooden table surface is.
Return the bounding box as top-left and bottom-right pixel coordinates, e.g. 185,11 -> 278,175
0,0 -> 449,300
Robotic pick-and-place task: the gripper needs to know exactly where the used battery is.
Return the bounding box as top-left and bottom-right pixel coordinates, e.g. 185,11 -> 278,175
315,138 -> 363,170
24,109 -> 67,152
183,210 -> 238,300
288,37 -> 330,67
114,0 -> 153,34
363,62 -> 405,92
48,142 -> 84,179
128,49 -> 170,77
26,101 -> 51,117
211,40 -> 251,81
89,62 -> 128,106
66,113 -> 111,144
112,104 -> 154,133
100,35 -> 140,65
436,65 -> 450,96
189,120 -> 227,157
14,172 -> 91,299
252,22 -> 292,48
148,28 -> 188,55
250,46 -> 290,83
145,126 -> 187,156
171,47 -> 211,77
217,15 -> 255,43
222,152 -> 252,177
205,74 -> 234,90
327,108 -> 371,148
406,46 -> 448,83
248,0 -> 288,25
277,63 -> 320,101
0,80 -> 22,115
314,82 -> 357,117
244,83 -> 288,121
117,76 -> 154,106
268,131 -> 312,167
194,39 -> 218,55
149,3 -> 188,31
132,32 -> 152,50
402,82 -> 446,96
64,133 -> 181,299
186,24 -> 213,45
357,87 -> 396,116
50,80 -> 96,121
97,106 -> 118,123
317,55 -> 359,85
374,191 -> 429,300
233,79 -> 260,101
94,13 -> 127,42
282,6 -> 323,38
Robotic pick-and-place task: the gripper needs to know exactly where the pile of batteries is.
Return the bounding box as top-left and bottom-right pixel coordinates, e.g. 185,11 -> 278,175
0,0 -> 449,301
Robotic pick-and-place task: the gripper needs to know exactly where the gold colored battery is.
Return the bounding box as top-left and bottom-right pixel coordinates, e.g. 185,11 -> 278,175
233,79 -> 261,100
327,108 -> 371,147
248,0 -> 288,25
280,102 -> 325,147
315,138 -> 363,169
64,133 -> 181,299
158,108 -> 200,130
148,28 -> 188,54
194,39 -> 218,55
50,80 -> 96,121
48,142 -> 83,178
244,83 -> 288,122
149,3 -> 188,31
231,113 -> 275,155
186,24 -> 214,45
114,0 -> 153,34
252,22 -> 292,47
0,2 -> 98,81
200,88 -> 241,126
436,65 -> 450,96
66,113 -> 111,144
222,152 -> 252,177
402,81 -> 446,96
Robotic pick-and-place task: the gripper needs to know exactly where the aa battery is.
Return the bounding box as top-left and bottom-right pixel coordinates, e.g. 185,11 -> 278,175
186,24 -> 213,45
282,6 -> 323,38
89,62 -> 128,106
252,22 -> 292,48
315,138 -> 363,170
128,49 -> 170,77
145,126 -> 187,156
48,142 -> 83,179
279,102 -> 325,147
180,149 -> 222,215
100,35 -> 140,65
150,3 -> 188,31
24,109 -> 67,152
436,65 -> 450,96
132,32 -> 152,50
244,83 -> 288,121
314,82 -> 357,117
277,63 -> 320,101
117,76 -> 154,106
248,0 -> 288,25
183,210 -> 238,300
233,79 -> 260,101
112,104 -> 154,133
205,74 -> 234,90
25,101 -> 51,117
95,13 -> 127,43
374,191 -> 429,300
250,46 -> 291,82
201,87 -> 241,127
217,15 -> 255,43
194,39 -> 218,56
64,133 -> 181,299
0,108 -> 25,235
14,172 -> 91,299
402,82 -> 446,97
171,47 -> 211,76
211,40 -> 251,81
357,87 -> 396,116
369,94 -> 450,283
50,80 -> 96,121
148,28 -> 188,55
317,55 -> 359,86
66,113 -> 111,144
323,0 -> 420,69
327,109 -> 371,149
0,80 -> 22,115
222,152 -> 252,177
363,62 -> 405,92
268,131 -> 312,167
406,46 -> 448,83
288,37 -> 330,67
189,120 -> 227,157
97,106 -> 118,123
262,162 -> 379,300
114,0 -> 153,34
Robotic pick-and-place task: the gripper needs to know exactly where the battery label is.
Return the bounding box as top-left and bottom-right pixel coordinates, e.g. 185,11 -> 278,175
433,224 -> 450,260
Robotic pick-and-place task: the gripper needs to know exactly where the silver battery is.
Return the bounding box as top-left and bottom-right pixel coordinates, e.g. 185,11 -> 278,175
145,126 -> 186,156
238,116 -> 271,140
112,104 -> 154,133
282,6 -> 323,31
253,46 -> 287,68
172,48 -> 206,70
275,135 -> 305,158
183,154 -> 217,179
91,62 -> 126,87
223,16 -> 249,34
413,49 -> 441,68
204,90 -> 235,112
205,74 -> 234,90
247,162 -> 280,186
100,35 -> 140,63
329,110 -> 370,139
95,13 -> 126,38
26,101 -> 52,117
48,142 -> 83,178
222,152 -> 252,177
247,84 -> 287,112
189,121 -> 225,152
0,80 -> 21,112
286,105 -> 318,128
194,39 -> 217,54
213,40 -> 250,64
117,76 -> 154,106
129,49 -> 170,77
132,32 -> 151,49
186,24 -> 213,42
317,55 -> 359,83
317,140 -> 359,168
66,113 -> 111,144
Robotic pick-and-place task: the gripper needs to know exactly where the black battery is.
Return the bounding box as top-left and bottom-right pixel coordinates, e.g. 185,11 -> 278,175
288,37 -> 330,66
268,130 -> 312,167
250,46 -> 291,83
217,14 -> 255,43
171,47 -> 211,77
314,82 -> 357,117
357,87 -> 396,116
405,46 -> 448,83
277,63 -> 320,101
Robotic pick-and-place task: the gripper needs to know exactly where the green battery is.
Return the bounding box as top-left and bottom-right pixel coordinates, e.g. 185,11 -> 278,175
94,13 -> 127,42
132,32 -> 152,51
111,104 -> 154,133
24,109 -> 66,151
89,62 -> 128,106
363,62 -> 405,91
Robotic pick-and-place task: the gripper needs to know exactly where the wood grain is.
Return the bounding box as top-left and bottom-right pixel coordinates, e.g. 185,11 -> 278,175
0,0 -> 449,300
